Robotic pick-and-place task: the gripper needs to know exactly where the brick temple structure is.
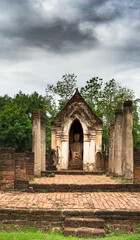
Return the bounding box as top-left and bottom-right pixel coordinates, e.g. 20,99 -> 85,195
51,89 -> 103,171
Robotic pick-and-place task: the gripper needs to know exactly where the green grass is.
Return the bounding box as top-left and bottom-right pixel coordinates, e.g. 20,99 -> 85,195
0,229 -> 140,240
109,175 -> 132,184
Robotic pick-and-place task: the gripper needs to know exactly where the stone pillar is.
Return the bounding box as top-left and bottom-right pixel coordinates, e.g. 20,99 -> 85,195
61,135 -> 68,169
51,127 -> 57,151
0,148 -> 15,191
122,101 -> 133,180
114,110 -> 123,176
109,122 -> 115,173
32,110 -> 41,177
89,131 -> 96,170
56,131 -> 62,170
96,129 -> 102,152
83,134 -> 90,170
41,117 -> 46,171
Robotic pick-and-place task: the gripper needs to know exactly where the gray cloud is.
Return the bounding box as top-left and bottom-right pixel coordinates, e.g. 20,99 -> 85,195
0,0 -> 126,58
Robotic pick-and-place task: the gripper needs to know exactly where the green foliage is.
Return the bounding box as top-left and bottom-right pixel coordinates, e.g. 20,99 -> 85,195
13,91 -> 46,118
0,95 -> 12,113
47,73 -> 77,111
100,79 -> 134,126
80,77 -> 103,118
81,78 -> 139,152
0,104 -> 32,152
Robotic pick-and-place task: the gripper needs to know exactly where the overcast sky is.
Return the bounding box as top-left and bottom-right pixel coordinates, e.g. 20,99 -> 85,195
0,0 -> 140,98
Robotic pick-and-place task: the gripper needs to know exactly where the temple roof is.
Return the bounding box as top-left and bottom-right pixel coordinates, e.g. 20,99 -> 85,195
52,89 -> 102,126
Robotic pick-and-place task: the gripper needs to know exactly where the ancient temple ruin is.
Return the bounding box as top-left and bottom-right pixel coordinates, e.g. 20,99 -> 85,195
51,89 -> 103,171
0,90 -> 139,193
31,90 -> 135,181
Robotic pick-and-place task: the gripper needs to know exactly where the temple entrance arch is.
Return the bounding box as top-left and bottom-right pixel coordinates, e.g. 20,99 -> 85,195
68,119 -> 83,170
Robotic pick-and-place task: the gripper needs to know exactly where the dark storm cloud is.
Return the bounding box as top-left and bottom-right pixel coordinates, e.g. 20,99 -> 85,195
0,0 -> 122,58
0,0 -> 140,59
2,20 -> 97,53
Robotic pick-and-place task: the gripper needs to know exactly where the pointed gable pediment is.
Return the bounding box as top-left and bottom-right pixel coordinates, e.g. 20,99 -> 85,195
52,89 -> 102,127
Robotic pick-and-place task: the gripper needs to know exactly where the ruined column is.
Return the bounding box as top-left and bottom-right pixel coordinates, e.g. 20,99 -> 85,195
122,101 -> 133,179
51,126 -> 57,151
95,129 -> 103,153
113,110 -> 123,176
41,117 -> 46,171
109,122 -> 115,173
83,134 -> 90,171
61,135 -> 68,170
32,110 -> 41,176
89,131 -> 96,170
56,131 -> 62,170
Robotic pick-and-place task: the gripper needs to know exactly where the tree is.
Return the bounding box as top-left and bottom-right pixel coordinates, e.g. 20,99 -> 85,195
80,78 -> 138,152
13,91 -> 46,118
47,74 -> 77,111
80,77 -> 103,118
0,95 -> 12,113
100,79 -> 134,132
0,104 -> 32,152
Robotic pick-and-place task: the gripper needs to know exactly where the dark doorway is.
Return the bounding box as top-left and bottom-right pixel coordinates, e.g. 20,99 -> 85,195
69,119 -> 83,170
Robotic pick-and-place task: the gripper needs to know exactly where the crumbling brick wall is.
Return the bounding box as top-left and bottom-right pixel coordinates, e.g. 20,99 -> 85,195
0,148 -> 15,191
15,153 -> 26,181
0,147 -> 34,191
133,149 -> 140,184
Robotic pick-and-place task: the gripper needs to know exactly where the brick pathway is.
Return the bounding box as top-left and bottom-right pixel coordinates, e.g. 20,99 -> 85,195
0,192 -> 139,210
32,175 -> 125,185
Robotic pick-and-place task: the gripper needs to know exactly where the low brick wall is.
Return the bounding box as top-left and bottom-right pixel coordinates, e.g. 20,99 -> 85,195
0,148 -> 34,191
133,149 -> 140,184
0,209 -> 139,233
0,148 -> 15,191
28,183 -> 140,192
42,171 -> 105,175
14,180 -> 29,191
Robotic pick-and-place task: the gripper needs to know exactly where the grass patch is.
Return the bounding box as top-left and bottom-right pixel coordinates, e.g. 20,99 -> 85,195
0,228 -> 140,240
109,175 -> 132,184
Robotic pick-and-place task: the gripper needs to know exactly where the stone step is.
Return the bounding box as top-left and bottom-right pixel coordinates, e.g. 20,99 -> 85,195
63,227 -> 105,238
42,170 -> 105,175
64,217 -> 105,228
28,183 -> 139,192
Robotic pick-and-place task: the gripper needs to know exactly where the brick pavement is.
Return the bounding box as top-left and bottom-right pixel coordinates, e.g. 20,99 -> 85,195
32,175 -> 125,185
0,192 -> 139,210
